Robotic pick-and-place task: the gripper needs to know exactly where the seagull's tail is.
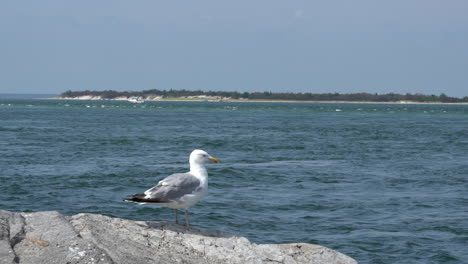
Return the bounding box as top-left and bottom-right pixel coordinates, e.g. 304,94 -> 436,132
123,193 -> 146,203
123,193 -> 163,204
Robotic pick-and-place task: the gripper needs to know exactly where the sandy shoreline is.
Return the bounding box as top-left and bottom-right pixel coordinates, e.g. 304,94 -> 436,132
45,96 -> 468,105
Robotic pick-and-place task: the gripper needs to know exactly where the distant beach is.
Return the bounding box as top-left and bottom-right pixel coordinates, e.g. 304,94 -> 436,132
47,95 -> 468,105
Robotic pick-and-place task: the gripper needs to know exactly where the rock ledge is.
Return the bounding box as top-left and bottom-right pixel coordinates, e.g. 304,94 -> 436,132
0,210 -> 357,264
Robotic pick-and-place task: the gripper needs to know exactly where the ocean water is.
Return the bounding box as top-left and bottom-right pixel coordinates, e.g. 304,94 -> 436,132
1,99 -> 467,263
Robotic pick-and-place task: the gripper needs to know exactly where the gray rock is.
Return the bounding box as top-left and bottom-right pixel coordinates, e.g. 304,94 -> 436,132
0,210 -> 357,264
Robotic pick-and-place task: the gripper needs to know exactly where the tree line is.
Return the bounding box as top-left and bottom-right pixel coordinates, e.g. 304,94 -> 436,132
61,89 -> 468,103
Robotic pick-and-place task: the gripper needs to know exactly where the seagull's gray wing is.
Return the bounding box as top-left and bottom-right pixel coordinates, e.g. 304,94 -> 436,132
142,173 -> 201,202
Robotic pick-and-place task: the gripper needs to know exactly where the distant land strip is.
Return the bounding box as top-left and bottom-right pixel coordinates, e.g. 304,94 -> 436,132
57,89 -> 468,103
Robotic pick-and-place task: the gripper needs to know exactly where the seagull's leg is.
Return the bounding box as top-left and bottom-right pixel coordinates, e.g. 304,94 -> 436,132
174,209 -> 179,224
185,209 -> 190,229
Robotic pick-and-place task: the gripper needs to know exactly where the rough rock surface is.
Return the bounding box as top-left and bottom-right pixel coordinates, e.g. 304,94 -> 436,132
0,210 -> 357,264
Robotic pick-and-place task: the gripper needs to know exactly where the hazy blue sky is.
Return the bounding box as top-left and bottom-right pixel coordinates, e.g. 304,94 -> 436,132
1,1 -> 467,96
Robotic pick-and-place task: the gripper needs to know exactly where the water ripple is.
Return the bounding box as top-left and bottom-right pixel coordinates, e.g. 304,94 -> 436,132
1,99 -> 468,263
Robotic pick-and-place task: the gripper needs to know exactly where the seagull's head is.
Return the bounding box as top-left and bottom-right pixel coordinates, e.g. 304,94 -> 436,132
189,149 -> 219,165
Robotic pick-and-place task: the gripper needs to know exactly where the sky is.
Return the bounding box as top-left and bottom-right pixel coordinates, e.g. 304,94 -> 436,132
0,0 -> 467,97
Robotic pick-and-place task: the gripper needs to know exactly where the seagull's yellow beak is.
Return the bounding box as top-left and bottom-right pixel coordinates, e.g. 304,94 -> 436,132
209,157 -> 219,163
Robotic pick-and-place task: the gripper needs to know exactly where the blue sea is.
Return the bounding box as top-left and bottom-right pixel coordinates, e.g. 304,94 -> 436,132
1,98 -> 467,263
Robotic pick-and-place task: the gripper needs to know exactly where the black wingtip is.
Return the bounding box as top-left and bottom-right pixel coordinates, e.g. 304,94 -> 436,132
123,193 -> 164,204
123,193 -> 145,202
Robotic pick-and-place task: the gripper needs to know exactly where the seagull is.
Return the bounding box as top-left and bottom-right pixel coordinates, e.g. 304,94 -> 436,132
124,149 -> 219,228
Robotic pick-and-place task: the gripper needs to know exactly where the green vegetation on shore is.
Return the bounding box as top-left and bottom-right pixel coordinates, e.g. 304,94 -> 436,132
61,89 -> 468,103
